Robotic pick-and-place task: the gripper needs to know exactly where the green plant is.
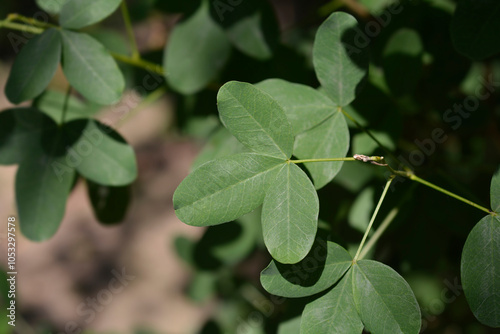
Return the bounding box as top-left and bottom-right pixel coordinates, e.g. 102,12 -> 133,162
1,0 -> 500,333
172,9 -> 500,334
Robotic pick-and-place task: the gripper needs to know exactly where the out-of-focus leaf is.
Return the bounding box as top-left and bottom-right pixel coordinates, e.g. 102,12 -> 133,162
62,119 -> 137,186
451,0 -> 500,60
164,1 -> 231,94
383,28 -> 423,96
60,30 -> 125,105
59,0 -> 121,29
5,28 -> 61,104
86,180 -> 131,224
0,108 -> 58,165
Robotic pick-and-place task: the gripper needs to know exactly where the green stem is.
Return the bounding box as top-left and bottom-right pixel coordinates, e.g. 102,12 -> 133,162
340,107 -> 411,171
353,177 -> 394,262
60,86 -> 72,125
0,16 -> 165,75
110,52 -> 164,75
358,206 -> 399,260
120,1 -> 140,60
0,19 -> 43,34
289,157 -> 356,164
7,13 -> 57,28
408,174 -> 493,215
116,86 -> 167,128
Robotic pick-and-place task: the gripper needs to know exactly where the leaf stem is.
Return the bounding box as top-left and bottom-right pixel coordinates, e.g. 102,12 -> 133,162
0,19 -> 43,34
6,13 -> 58,29
289,157 -> 356,164
408,174 -> 493,215
110,52 -> 165,75
0,15 -> 165,75
358,206 -> 399,260
116,86 -> 167,128
120,1 -> 140,60
353,177 -> 394,262
60,85 -> 72,125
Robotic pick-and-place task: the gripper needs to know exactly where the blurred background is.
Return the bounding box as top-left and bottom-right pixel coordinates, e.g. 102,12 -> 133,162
0,0 -> 499,333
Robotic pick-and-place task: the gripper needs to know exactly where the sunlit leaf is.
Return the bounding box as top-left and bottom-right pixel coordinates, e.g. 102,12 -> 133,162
256,79 -> 335,135
461,215 -> 500,327
352,260 -> 421,333
174,153 -> 284,226
293,112 -> 349,190
277,316 -> 301,334
262,163 -> 319,264
218,81 -> 294,160
313,12 -> 369,106
191,127 -> 248,171
301,270 -> 363,334
261,240 -> 352,297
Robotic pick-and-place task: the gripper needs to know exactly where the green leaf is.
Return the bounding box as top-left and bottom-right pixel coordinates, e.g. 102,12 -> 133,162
5,28 -> 61,104
260,240 -> 352,297
62,119 -> 137,186
218,81 -> 294,160
348,187 -> 375,234
383,29 -> 423,97
193,211 -> 261,269
60,0 -> 122,29
36,0 -> 66,14
86,180 -> 131,224
210,0 -> 278,60
60,30 -> 125,105
174,235 -> 195,266
277,316 -> 301,334
352,260 -> 421,334
34,90 -> 100,124
262,163 -> 319,264
16,130 -> 75,241
191,127 -> 248,171
173,153 -> 284,226
256,79 -> 335,135
0,108 -> 58,165
164,1 -> 231,94
293,112 -> 350,190
451,0 -> 500,60
491,167 -> 500,213
313,12 -> 369,106
301,270 -> 363,334
461,215 -> 500,327
188,271 -> 217,302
